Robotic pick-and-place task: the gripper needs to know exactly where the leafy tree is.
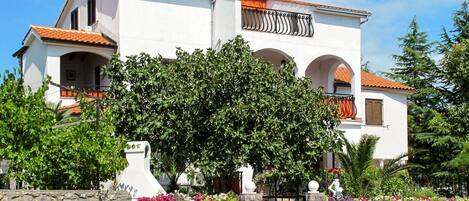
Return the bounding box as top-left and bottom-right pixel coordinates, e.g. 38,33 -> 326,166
105,36 -> 343,191
0,71 -> 127,190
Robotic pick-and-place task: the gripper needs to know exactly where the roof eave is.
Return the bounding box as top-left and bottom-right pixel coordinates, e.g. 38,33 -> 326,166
315,7 -> 372,18
42,38 -> 118,49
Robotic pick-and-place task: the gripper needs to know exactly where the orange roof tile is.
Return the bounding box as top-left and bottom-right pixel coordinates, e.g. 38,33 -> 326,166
61,103 -> 82,115
335,67 -> 414,91
277,0 -> 371,15
30,25 -> 115,47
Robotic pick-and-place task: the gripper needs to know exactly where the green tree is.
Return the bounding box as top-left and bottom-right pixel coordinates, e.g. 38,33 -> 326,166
338,135 -> 412,197
440,0 -> 469,53
386,17 -> 438,108
451,136 -> 469,168
105,36 -> 343,191
0,71 -> 127,190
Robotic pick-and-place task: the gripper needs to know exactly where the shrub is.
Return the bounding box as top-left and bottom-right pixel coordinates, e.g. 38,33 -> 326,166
380,171 -> 414,196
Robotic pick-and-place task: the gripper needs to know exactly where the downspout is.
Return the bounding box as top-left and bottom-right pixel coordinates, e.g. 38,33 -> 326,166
211,0 -> 216,49
360,14 -> 370,24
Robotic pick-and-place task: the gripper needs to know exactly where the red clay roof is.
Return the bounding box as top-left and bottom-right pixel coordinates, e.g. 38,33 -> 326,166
30,25 -> 115,47
277,0 -> 371,15
61,103 -> 82,115
335,67 -> 414,91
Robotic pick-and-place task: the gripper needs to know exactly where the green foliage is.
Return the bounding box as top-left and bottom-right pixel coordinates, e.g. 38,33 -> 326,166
105,36 -> 343,189
386,17 -> 439,108
338,135 -> 379,197
409,187 -> 438,198
386,2 -> 469,194
0,70 -> 127,189
380,171 -> 414,196
46,100 -> 74,123
338,135 -> 413,197
450,136 -> 469,168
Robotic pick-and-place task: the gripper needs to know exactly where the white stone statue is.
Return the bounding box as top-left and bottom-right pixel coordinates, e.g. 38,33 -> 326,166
116,141 -> 166,199
328,178 -> 343,198
238,165 -> 256,194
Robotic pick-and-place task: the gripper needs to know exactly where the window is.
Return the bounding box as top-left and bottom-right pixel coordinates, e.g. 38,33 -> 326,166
87,0 -> 97,26
365,99 -> 383,125
71,9 -> 79,30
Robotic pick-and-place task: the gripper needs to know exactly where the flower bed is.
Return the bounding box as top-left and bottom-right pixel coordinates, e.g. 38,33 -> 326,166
328,196 -> 469,201
138,192 -> 238,201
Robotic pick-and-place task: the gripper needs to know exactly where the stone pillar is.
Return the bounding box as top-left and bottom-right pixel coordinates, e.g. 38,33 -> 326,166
240,193 -> 262,201
306,192 -> 327,201
379,159 -> 385,169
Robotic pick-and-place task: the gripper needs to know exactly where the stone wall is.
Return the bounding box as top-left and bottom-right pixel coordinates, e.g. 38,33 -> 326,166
0,190 -> 130,201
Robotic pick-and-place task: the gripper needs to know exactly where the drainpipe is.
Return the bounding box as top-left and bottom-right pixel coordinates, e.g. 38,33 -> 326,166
211,0 -> 216,49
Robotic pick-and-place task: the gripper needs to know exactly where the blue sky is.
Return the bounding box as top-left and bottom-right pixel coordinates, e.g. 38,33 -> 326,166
0,0 -> 464,74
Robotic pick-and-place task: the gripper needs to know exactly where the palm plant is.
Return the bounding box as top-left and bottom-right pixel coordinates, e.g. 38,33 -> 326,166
337,134 -> 379,196
46,100 -> 73,123
337,134 -> 413,197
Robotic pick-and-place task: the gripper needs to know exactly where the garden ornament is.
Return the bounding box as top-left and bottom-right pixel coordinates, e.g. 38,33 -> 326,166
308,180 -> 320,193
328,178 -> 343,197
244,181 -> 257,194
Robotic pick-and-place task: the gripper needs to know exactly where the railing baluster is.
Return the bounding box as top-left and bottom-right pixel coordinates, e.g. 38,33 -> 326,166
242,6 -> 314,37
325,93 -> 357,119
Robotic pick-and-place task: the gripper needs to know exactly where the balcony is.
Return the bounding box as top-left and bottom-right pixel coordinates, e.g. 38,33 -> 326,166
241,6 -> 314,37
325,93 -> 357,119
60,85 -> 108,98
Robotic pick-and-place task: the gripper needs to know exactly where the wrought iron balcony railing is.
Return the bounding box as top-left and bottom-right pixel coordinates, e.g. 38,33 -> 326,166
325,93 -> 357,119
60,85 -> 109,98
242,6 -> 314,37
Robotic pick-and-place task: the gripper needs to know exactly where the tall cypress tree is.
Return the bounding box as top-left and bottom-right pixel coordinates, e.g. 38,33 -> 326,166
387,17 -> 438,108
439,0 -> 469,105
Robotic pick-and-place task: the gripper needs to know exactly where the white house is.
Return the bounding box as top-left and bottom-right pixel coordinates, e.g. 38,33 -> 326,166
14,0 -> 414,171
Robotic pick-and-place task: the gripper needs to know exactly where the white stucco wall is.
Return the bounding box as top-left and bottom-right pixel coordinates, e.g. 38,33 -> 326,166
337,86 -> 409,160
58,0 -> 120,42
59,0 -> 88,30
22,39 -> 47,91
118,0 -> 212,59
233,0 -> 364,119
361,89 -> 409,160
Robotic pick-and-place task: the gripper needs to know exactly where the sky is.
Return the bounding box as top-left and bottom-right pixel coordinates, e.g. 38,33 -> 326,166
0,0 -> 465,74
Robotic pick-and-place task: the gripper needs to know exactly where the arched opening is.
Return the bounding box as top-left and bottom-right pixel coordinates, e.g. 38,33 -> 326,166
59,52 -> 110,98
305,55 -> 354,93
253,48 -> 296,73
305,55 -> 357,120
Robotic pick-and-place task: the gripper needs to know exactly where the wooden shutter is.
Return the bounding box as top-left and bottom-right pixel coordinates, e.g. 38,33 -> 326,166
365,99 -> 383,125
242,0 -> 267,9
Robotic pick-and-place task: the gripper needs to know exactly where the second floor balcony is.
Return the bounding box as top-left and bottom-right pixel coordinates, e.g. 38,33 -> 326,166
60,85 -> 107,98
325,93 -> 357,119
242,6 -> 314,37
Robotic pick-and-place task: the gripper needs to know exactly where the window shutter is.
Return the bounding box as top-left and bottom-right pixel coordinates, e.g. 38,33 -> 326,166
365,99 -> 383,125
365,100 -> 372,125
